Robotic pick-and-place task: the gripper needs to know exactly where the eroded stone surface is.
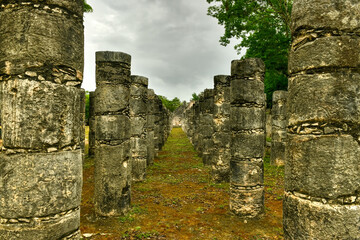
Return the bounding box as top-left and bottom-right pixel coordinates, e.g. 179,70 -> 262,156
130,75 -> 148,182
270,90 -> 287,166
230,58 -> 265,219
285,1 -> 360,237
284,193 -> 360,239
0,1 -> 83,238
0,150 -> 82,218
94,51 -> 131,217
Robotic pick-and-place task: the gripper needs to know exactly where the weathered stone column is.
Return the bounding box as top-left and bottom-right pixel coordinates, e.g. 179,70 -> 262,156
192,101 -> 201,149
284,1 -> 360,239
153,96 -> 160,156
0,1 -> 84,239
147,89 -> 156,165
94,51 -> 131,216
270,90 -> 287,166
197,92 -> 205,155
130,75 -> 148,182
201,89 -> 214,165
88,91 -> 96,157
154,95 -> 166,154
229,58 -> 266,219
211,75 -> 231,182
80,89 -> 86,163
158,103 -> 165,151
181,102 -> 195,142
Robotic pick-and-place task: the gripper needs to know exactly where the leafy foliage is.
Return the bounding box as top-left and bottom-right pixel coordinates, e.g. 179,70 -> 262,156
206,0 -> 292,107
191,93 -> 200,101
83,0 -> 93,13
158,96 -> 182,112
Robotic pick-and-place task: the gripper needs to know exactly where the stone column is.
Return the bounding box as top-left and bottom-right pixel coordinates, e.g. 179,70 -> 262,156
88,91 -> 96,157
211,75 -> 231,182
0,1 -> 84,239
197,92 -> 205,155
187,103 -> 195,143
80,89 -> 86,162
147,89 -> 156,166
201,89 -> 214,165
153,95 -> 164,154
270,90 -> 287,166
130,75 -> 148,182
94,51 -> 131,216
284,1 -> 360,238
158,102 -> 165,151
229,58 -> 266,219
192,101 -> 200,149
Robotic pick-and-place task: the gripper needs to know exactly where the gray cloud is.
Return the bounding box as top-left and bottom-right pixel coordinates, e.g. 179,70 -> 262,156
83,0 -> 242,101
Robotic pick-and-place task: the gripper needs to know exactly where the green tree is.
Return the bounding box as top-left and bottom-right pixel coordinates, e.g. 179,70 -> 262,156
83,0 -> 93,13
191,93 -> 199,101
206,0 -> 292,107
158,96 -> 182,112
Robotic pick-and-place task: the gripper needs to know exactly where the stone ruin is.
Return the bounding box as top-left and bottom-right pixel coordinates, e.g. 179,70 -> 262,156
88,91 -> 96,157
1,0 -> 360,238
199,89 -> 215,165
284,0 -> 360,238
181,58 -> 266,219
229,59 -> 266,218
0,0 -> 84,238
92,51 -> 171,217
270,90 -> 287,166
211,75 -> 231,182
93,51 -> 132,217
130,75 -> 149,182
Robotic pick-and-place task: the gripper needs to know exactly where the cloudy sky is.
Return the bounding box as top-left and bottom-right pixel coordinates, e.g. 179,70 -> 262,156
83,0 -> 244,101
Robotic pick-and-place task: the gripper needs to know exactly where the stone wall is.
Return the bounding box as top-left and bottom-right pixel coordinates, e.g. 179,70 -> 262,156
284,1 -> 360,238
0,1 -> 84,238
229,59 -> 266,219
94,51 -> 131,217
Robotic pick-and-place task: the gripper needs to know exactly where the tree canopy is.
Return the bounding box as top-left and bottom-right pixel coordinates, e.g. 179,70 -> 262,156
191,93 -> 200,101
206,0 -> 292,107
158,96 -> 182,112
83,0 -> 93,13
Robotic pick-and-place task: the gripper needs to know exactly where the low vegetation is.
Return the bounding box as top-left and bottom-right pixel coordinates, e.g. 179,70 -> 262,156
80,128 -> 284,239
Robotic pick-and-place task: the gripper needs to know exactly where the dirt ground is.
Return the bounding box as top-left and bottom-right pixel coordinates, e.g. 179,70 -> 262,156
80,127 -> 284,239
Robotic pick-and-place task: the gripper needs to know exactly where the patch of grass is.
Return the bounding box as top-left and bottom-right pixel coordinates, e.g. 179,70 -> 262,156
196,207 -> 204,212
163,174 -> 182,184
209,182 -> 229,189
83,156 -> 94,169
264,156 -> 284,179
131,205 -> 148,214
119,214 -> 135,223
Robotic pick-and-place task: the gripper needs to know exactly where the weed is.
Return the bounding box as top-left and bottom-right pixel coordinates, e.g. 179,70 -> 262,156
119,214 -> 134,223
196,207 -> 204,212
131,205 -> 148,214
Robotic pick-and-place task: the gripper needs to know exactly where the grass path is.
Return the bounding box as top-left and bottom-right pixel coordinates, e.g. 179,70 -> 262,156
80,127 -> 284,239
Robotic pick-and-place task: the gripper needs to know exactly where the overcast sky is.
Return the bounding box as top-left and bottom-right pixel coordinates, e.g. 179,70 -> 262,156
83,0 -> 244,101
